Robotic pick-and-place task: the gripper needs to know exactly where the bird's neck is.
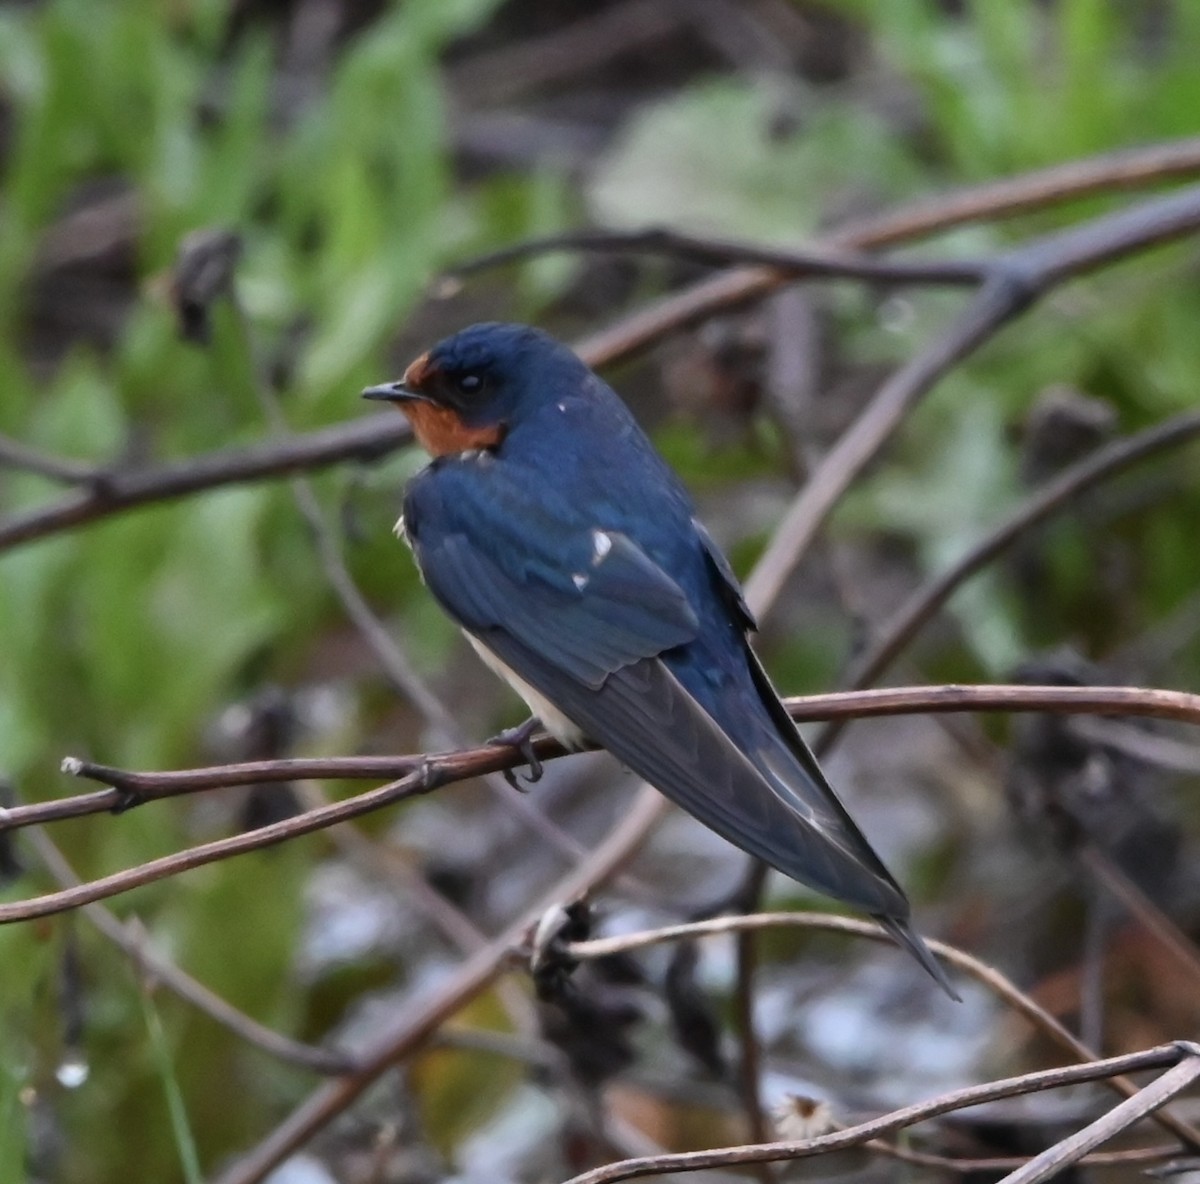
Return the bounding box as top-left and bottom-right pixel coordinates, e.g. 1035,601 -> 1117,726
402,403 -> 506,456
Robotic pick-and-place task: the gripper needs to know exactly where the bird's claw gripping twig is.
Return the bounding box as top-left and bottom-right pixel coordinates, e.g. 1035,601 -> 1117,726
489,718 -> 543,790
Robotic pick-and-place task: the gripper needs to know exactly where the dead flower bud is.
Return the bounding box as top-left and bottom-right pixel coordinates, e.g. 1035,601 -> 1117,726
771,1094 -> 837,1141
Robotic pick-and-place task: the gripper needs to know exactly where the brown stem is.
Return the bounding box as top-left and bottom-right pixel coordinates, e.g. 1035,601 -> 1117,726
0,415 -> 410,556
830,407 -> 1200,739
568,913 -> 1200,1148
452,227 -> 986,286
557,1044 -> 1198,1184
26,829 -> 353,1074
2,684 -> 1194,839
210,790 -> 671,1184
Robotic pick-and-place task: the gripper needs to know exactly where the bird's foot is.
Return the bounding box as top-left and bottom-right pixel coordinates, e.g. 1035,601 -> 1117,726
489,718 -> 543,790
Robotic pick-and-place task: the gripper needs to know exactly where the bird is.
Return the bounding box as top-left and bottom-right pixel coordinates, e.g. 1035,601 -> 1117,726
364,322 -> 956,997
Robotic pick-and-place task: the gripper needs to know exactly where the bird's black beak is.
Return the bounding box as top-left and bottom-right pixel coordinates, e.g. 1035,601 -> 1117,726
361,382 -> 434,404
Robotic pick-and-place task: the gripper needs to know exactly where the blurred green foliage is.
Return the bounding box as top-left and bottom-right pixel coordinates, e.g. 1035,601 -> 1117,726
0,0 -> 1198,1180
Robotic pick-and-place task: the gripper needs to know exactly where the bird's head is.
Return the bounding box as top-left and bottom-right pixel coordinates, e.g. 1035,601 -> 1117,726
363,322 -> 587,456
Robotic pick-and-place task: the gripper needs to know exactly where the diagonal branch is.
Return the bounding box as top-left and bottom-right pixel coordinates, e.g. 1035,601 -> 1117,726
743,184 -> 1200,616
565,913 -> 1200,1147
0,415 -> 410,556
209,789 -> 671,1184
4,142 -> 1200,560
836,137 -> 1200,248
834,407 -> 1200,721
994,1055 -> 1200,1184
26,829 -> 353,1075
557,1044 -> 1199,1184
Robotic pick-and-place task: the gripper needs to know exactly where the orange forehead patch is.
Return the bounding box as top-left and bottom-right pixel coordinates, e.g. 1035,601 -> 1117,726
403,350 -> 435,390
402,401 -> 504,457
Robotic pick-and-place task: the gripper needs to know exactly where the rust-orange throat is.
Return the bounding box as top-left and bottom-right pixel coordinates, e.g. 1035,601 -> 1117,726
392,351 -> 505,457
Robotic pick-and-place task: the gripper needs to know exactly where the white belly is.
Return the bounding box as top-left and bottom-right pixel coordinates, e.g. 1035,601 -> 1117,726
464,634 -> 587,750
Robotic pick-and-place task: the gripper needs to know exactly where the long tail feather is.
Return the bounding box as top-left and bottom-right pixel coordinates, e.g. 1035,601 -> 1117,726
875,914 -> 960,1000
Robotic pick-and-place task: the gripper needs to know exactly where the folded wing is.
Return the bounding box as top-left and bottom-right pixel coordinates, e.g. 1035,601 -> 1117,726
406,462 -> 955,994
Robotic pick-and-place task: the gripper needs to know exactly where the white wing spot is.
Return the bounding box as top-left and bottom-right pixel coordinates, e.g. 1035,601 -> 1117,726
572,573 -> 588,590
393,515 -> 408,541
592,530 -> 612,565
557,401 -> 568,412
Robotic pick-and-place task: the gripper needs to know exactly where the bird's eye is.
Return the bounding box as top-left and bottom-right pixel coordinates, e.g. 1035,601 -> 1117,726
455,372 -> 483,396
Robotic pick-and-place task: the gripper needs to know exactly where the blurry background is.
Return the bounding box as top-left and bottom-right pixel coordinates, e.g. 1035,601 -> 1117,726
2,1 -> 1200,1181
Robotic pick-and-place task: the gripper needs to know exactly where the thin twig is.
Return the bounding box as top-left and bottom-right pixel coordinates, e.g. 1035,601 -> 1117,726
557,1045 -> 1198,1184
743,186 -> 1200,617
210,790 -> 671,1184
0,433 -> 107,485
994,1055 -> 1200,1184
566,913 -> 1200,1147
25,829 -> 353,1075
452,227 -> 986,286
830,407 -> 1200,738
0,752 -> 429,831
3,683 -> 1197,838
0,415 -> 410,556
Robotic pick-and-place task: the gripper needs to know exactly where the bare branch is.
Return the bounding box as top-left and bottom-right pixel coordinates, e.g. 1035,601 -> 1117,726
452,227 -> 986,286
566,913 -> 1200,1147
0,433 -> 107,485
210,790 -> 671,1184
0,768 -> 435,923
25,829 -> 354,1075
839,137 -> 1200,248
557,1045 -> 1198,1184
576,139 -> 1200,367
836,408 -> 1200,716
0,415 -> 410,556
3,683 -> 1196,838
995,1054 -> 1200,1184
743,185 -> 1200,616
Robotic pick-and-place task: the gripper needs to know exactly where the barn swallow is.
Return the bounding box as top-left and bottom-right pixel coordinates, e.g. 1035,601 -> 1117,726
364,322 -> 955,997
